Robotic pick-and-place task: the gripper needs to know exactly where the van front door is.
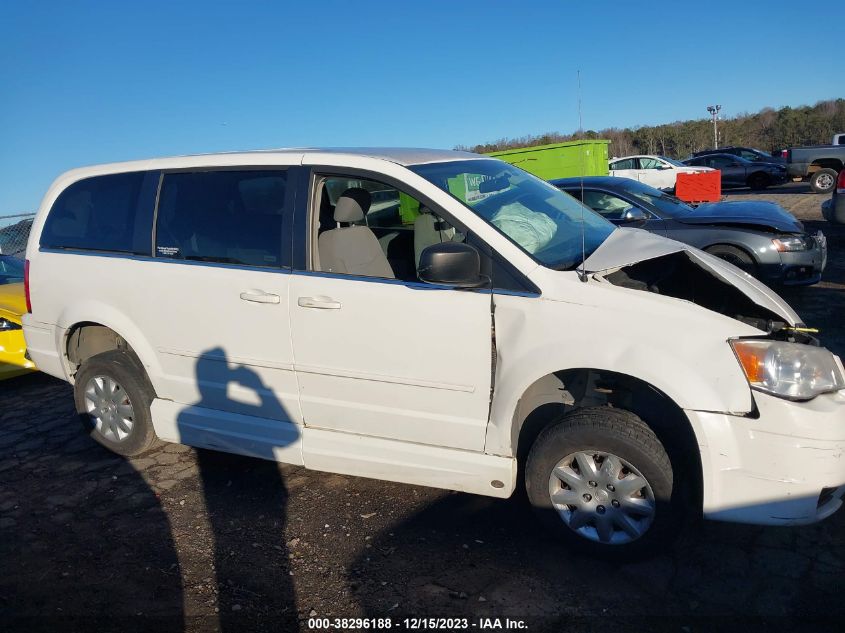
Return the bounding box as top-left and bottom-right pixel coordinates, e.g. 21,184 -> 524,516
289,174 -> 493,452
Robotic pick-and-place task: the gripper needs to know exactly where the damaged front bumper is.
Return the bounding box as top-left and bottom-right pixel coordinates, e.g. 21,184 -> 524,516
687,390 -> 845,525
772,231 -> 827,286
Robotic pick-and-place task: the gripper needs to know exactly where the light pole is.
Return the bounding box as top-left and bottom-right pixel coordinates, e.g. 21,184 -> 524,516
707,105 -> 721,149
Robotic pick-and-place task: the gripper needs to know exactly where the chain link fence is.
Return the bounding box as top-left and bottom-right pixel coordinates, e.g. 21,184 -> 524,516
0,213 -> 35,258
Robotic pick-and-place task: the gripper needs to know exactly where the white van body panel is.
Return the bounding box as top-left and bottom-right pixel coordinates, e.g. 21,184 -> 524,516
289,272 -> 492,452
484,275 -> 761,456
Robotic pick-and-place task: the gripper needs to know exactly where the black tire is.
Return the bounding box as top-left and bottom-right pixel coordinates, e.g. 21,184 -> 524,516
73,350 -> 158,456
810,168 -> 838,194
747,172 -> 769,190
525,407 -> 681,560
704,244 -> 757,276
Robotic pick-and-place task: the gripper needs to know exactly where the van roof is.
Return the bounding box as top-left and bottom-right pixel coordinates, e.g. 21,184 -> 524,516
59,147 -> 486,178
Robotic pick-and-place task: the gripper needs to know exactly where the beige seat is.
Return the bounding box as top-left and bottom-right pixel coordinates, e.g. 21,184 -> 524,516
414,205 -> 457,270
318,188 -> 395,278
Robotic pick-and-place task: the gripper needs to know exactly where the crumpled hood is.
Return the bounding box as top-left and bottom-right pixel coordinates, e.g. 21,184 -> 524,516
679,200 -> 804,233
582,228 -> 801,326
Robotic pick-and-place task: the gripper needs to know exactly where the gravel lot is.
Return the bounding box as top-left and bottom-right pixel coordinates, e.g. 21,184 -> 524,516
2,186 -> 844,632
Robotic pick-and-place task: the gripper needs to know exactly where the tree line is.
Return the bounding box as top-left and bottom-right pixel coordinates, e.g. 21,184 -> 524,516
459,98 -> 845,159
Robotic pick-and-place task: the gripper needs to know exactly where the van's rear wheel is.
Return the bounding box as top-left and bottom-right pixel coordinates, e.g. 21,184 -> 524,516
525,407 -> 680,559
73,350 -> 158,456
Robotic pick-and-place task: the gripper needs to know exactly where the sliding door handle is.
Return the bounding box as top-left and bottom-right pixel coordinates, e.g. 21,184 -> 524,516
298,296 -> 341,310
240,290 -> 281,304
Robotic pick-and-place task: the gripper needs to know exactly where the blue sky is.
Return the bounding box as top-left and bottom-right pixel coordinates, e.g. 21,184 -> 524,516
1,0 -> 842,215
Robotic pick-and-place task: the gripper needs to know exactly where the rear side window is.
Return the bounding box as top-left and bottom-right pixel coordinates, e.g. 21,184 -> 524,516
41,171 -> 156,254
610,158 -> 635,170
155,170 -> 291,268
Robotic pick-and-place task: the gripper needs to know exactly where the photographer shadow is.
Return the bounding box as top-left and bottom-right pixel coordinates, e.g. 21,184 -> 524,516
178,347 -> 299,631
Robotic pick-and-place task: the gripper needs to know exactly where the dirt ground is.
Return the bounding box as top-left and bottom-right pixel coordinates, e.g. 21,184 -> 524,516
2,184 -> 844,632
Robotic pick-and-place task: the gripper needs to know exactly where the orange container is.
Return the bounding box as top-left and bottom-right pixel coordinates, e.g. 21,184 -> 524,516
675,171 -> 721,204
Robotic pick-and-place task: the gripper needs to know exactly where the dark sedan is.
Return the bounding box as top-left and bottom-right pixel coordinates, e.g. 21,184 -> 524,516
691,146 -> 785,164
552,177 -> 826,285
683,153 -> 788,190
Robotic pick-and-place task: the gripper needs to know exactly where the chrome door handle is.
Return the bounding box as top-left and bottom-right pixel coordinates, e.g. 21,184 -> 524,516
297,296 -> 341,310
240,290 -> 280,304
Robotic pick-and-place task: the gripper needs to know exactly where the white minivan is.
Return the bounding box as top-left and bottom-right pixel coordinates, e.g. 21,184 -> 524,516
23,148 -> 845,557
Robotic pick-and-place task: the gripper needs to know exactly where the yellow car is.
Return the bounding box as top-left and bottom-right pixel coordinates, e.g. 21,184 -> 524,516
0,256 -> 36,379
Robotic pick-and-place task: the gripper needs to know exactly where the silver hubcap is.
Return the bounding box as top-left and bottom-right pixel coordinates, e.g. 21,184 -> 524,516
548,451 -> 656,545
84,375 -> 135,442
817,173 -> 834,190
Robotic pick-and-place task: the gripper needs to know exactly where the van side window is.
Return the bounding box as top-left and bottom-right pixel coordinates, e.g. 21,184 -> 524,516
41,171 -> 155,254
155,170 -> 291,268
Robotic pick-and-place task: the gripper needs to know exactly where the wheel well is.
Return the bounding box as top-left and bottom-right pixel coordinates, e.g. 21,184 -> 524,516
703,242 -> 754,262
810,160 -> 843,172
513,369 -> 703,508
65,322 -> 137,375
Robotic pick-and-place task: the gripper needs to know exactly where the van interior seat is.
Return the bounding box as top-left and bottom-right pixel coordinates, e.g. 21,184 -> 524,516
414,205 -> 457,270
318,188 -> 395,278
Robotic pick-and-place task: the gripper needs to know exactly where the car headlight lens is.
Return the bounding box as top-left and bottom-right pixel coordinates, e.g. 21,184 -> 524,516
731,339 -> 845,400
772,236 -> 810,252
0,317 -> 22,332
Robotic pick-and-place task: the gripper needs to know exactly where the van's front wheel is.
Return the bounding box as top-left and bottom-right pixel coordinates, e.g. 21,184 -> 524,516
73,350 -> 158,456
525,407 -> 680,559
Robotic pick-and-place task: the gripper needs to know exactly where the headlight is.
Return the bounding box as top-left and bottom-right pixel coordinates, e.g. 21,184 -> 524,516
731,339 -> 845,400
772,236 -> 811,252
0,317 -> 22,332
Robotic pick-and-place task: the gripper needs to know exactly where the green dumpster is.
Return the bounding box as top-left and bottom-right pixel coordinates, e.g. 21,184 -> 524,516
485,140 -> 610,180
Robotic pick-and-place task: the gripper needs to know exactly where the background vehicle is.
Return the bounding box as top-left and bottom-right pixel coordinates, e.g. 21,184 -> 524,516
608,155 -> 712,191
0,255 -> 36,379
553,176 -> 826,285
0,214 -> 34,257
833,133 -> 845,145
785,144 -> 845,194
683,153 -> 788,190
821,168 -> 845,224
691,146 -> 785,164
22,149 -> 845,559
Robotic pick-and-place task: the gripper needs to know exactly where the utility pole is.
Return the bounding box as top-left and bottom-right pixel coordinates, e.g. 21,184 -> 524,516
707,105 -> 721,148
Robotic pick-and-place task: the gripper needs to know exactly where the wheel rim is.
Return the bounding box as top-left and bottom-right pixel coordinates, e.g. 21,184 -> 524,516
84,375 -> 135,442
548,451 -> 656,545
817,173 -> 834,190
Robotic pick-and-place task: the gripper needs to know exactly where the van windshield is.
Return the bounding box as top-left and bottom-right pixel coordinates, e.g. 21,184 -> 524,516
410,159 -> 615,270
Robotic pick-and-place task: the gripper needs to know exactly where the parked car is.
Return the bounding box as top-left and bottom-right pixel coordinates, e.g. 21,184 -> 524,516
553,176 -> 826,285
683,153 -> 788,190
23,149 -> 845,558
0,255 -> 36,380
833,133 -> 845,145
608,154 -> 712,191
691,146 -> 785,164
821,168 -> 845,224
785,143 -> 845,193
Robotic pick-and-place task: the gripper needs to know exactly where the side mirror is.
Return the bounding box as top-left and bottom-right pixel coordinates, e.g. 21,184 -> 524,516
418,242 -> 488,288
621,207 -> 648,222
